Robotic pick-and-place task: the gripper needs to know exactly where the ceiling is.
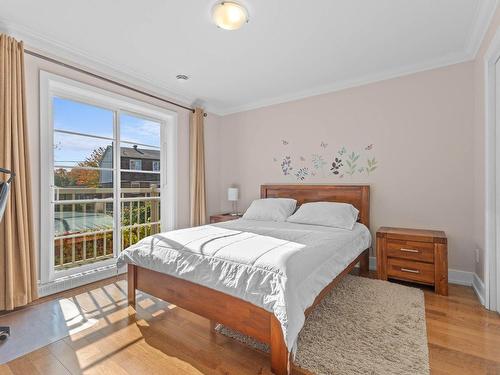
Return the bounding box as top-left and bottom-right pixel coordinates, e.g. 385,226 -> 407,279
0,0 -> 497,115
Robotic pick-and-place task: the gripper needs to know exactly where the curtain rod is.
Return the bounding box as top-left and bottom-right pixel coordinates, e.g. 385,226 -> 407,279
24,49 -> 196,113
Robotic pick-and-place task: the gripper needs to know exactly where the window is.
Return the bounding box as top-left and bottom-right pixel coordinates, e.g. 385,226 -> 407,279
129,159 -> 142,170
40,72 -> 177,285
152,160 -> 160,172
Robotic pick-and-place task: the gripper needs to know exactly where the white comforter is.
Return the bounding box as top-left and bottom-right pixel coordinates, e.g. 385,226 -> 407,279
116,219 -> 371,353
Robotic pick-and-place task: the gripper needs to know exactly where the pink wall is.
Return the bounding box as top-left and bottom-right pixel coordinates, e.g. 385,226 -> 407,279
472,5 -> 500,281
213,62 -> 476,273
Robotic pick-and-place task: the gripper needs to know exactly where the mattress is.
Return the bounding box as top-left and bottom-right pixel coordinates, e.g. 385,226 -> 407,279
116,219 -> 372,353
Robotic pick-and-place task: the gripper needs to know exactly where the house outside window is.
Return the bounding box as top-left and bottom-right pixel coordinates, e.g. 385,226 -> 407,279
152,161 -> 160,172
129,159 -> 142,170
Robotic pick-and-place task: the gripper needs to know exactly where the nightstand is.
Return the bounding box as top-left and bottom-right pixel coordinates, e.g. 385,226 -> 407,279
209,213 -> 242,224
376,227 -> 448,295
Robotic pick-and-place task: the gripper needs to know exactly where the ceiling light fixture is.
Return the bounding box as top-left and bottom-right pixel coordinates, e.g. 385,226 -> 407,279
176,74 -> 189,80
212,1 -> 249,30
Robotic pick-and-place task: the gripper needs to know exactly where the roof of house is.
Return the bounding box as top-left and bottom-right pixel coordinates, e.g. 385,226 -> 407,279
120,146 -> 160,160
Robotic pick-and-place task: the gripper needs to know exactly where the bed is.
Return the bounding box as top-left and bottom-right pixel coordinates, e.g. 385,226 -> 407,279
120,184 -> 371,375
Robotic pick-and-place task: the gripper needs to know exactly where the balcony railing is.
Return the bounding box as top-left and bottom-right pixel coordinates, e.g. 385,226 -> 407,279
53,186 -> 160,271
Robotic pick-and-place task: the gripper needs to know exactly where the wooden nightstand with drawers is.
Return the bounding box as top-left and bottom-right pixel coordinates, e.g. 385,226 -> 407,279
376,227 -> 448,295
209,213 -> 242,224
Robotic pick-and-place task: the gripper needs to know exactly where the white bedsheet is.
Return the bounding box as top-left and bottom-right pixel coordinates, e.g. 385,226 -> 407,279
116,219 -> 371,353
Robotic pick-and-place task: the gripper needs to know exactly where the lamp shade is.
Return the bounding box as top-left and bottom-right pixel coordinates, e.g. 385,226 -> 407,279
227,187 -> 239,201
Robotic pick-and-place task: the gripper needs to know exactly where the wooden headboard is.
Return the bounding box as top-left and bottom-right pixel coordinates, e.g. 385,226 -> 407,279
260,184 -> 370,228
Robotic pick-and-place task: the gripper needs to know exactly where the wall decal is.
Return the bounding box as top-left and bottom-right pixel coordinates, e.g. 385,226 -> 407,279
312,154 -> 327,177
365,157 -> 378,174
330,157 -> 343,175
277,141 -> 378,180
281,156 -> 293,175
294,167 -> 310,181
345,152 -> 360,176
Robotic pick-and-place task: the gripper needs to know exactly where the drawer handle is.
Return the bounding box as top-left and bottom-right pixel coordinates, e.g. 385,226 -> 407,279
400,268 -> 420,274
400,248 -> 419,253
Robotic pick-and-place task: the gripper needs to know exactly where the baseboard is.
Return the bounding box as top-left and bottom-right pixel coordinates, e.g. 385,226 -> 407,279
38,264 -> 126,297
369,256 -> 377,271
472,273 -> 486,305
448,269 -> 474,286
353,256 -> 377,270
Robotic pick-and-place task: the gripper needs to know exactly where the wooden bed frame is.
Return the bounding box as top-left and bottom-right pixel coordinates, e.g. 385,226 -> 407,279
128,184 -> 370,375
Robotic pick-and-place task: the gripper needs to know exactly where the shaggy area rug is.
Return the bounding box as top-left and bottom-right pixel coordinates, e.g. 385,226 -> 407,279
216,275 -> 429,375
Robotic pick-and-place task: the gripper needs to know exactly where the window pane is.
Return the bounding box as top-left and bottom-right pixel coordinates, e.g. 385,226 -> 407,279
54,168 -> 113,201
54,132 -> 113,168
54,202 -> 114,269
53,97 -> 113,138
119,143 -> 160,172
120,170 -> 160,189
120,113 -> 160,147
121,199 -> 160,226
120,167 -> 161,251
121,200 -> 161,251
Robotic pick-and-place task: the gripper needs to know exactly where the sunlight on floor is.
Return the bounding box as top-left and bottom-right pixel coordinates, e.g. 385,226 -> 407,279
59,299 -> 98,336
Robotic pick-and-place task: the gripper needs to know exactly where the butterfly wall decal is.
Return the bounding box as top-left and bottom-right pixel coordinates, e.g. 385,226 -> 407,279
281,140 -> 289,146
365,144 -> 374,150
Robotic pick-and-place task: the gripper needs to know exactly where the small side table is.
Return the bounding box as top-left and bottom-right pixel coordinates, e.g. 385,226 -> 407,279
209,213 -> 242,224
376,227 -> 448,295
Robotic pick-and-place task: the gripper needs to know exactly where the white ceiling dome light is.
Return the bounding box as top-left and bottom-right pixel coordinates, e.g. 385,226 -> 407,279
212,1 -> 249,30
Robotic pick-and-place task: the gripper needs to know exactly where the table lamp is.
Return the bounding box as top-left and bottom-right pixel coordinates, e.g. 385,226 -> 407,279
227,187 -> 239,216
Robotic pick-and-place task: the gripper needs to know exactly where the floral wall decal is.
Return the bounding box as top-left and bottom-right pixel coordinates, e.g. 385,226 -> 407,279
365,157 -> 378,174
330,157 -> 343,175
276,141 -> 379,180
281,156 -> 293,175
312,154 -> 327,176
294,167 -> 309,181
345,151 -> 360,176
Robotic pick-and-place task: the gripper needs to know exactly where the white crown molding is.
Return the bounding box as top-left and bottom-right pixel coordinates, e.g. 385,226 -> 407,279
1,0 -> 498,117
0,18 -> 197,112
465,0 -> 499,58
203,0 -> 500,115
216,50 -> 472,116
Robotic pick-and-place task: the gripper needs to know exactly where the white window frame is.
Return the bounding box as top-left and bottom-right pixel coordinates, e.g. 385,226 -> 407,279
39,71 -> 178,285
129,159 -> 142,171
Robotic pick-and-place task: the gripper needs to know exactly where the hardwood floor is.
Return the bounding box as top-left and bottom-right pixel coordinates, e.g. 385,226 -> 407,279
0,273 -> 499,375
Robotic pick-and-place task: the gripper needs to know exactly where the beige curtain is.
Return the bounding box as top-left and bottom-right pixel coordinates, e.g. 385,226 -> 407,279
189,107 -> 207,226
0,34 -> 38,310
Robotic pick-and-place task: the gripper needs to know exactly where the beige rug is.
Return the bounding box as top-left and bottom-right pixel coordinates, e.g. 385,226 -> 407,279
217,275 -> 429,375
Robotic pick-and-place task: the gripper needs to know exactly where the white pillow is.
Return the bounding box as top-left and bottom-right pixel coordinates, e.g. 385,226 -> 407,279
286,202 -> 359,230
242,198 -> 297,222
